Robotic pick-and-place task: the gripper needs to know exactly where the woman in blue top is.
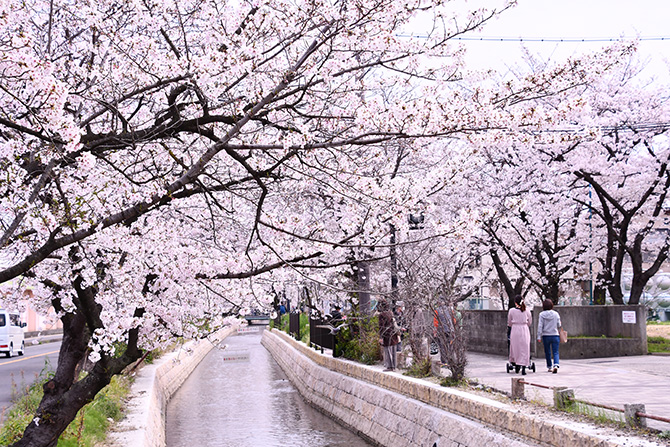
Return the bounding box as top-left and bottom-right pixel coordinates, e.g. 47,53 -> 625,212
537,299 -> 562,373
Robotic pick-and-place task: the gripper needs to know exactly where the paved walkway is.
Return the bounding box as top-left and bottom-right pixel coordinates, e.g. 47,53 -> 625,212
461,351 -> 670,432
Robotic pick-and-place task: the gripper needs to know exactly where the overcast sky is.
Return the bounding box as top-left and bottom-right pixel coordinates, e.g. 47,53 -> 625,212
458,0 -> 670,81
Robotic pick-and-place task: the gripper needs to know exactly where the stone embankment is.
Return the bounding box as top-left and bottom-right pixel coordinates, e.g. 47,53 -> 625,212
262,328 -> 657,447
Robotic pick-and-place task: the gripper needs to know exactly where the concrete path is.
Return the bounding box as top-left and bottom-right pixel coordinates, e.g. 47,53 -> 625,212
462,352 -> 670,432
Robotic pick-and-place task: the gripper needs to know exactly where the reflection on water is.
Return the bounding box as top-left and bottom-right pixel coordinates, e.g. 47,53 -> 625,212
166,329 -> 373,447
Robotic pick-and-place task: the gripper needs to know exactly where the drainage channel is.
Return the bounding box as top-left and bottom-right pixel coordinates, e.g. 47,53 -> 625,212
166,328 -> 374,447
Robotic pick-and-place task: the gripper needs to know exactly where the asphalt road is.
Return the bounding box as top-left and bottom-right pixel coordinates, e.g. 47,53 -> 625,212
0,341 -> 61,423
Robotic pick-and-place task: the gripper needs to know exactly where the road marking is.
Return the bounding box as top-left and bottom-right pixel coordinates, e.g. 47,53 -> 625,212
0,350 -> 59,366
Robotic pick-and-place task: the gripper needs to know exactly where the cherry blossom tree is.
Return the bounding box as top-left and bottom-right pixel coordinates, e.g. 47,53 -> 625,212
0,0 -> 529,444
460,45 -> 666,308
477,182 -> 591,306
488,54 -> 670,306
563,73 -> 670,305
394,232 -> 486,381
0,0 -> 642,444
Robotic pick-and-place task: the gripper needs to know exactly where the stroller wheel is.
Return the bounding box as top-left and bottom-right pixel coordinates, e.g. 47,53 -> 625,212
506,363 -> 512,373
530,362 -> 536,373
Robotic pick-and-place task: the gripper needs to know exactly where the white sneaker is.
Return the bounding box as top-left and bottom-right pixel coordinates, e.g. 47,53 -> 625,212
552,365 -> 559,374
547,368 -> 553,373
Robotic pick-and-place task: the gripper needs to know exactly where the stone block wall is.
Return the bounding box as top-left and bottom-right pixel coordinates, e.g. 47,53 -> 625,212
262,329 -> 622,447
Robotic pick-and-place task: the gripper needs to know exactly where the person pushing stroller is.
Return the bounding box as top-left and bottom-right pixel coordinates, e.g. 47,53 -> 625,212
507,295 -> 532,375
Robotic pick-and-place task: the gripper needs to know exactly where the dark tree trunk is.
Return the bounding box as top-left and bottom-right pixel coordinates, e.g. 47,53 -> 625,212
593,271 -> 607,305
490,249 -> 524,309
390,224 -> 398,304
10,280 -> 143,447
576,164 -> 670,307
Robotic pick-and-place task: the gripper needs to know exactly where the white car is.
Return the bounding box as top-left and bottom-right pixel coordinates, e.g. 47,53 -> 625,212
0,309 -> 26,358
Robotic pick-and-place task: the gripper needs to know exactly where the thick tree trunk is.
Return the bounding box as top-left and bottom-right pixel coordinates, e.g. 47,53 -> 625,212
544,280 -> 561,305
607,277 -> 625,305
11,280 -> 143,447
593,285 -> 607,305
490,249 -> 524,309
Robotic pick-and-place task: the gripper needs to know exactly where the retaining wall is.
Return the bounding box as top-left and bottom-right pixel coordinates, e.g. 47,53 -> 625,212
463,305 -> 647,359
262,328 -> 625,447
106,327 -> 235,447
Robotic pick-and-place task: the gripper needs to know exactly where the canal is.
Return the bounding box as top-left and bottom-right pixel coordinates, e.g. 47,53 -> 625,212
166,328 -> 374,447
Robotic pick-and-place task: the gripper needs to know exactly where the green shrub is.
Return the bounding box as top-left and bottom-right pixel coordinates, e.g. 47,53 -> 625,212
279,314 -> 290,333
337,315 -> 381,365
405,358 -> 432,378
0,365 -> 132,447
299,313 -> 310,344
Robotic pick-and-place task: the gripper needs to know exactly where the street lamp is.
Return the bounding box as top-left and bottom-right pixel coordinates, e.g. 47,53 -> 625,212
408,213 -> 425,230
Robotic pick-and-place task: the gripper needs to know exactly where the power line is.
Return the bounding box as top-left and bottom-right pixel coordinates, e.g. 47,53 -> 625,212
454,36 -> 670,43
397,34 -> 670,43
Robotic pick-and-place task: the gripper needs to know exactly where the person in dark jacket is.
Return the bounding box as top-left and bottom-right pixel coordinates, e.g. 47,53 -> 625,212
330,305 -> 343,323
378,299 -> 399,371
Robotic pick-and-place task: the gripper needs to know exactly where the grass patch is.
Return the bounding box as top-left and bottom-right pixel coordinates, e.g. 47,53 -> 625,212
647,336 -> 670,353
0,364 -> 132,447
563,401 -> 626,427
440,376 -> 468,387
403,358 -> 432,378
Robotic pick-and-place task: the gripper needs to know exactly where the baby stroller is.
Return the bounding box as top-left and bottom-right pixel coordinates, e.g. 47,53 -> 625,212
505,326 -> 536,374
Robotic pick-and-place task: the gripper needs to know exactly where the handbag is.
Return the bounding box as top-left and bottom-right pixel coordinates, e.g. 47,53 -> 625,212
559,328 -> 568,344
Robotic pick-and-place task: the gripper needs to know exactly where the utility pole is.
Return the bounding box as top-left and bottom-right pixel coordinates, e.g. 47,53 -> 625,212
356,261 -> 371,315
390,224 -> 399,305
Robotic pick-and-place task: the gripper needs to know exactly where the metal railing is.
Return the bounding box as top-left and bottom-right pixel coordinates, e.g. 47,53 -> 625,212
289,312 -> 301,339
309,317 -> 335,352
513,378 -> 670,429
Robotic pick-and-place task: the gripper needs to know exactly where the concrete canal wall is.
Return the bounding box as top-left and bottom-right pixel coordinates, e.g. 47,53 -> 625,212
263,328 -> 626,447
106,327 -> 235,447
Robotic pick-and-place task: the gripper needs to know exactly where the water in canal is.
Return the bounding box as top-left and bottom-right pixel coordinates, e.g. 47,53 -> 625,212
166,329 -> 374,447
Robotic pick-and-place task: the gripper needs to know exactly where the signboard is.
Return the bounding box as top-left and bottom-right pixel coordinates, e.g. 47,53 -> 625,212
622,311 -> 636,324
221,350 -> 250,363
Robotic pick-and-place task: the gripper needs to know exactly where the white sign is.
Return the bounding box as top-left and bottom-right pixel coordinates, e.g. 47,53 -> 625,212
221,350 -> 250,363
622,311 -> 636,324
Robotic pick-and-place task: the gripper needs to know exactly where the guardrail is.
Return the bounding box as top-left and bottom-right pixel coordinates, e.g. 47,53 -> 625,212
308,317 -> 335,352
512,377 -> 670,429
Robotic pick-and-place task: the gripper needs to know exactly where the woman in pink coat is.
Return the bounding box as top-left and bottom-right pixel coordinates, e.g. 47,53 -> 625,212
507,295 -> 531,375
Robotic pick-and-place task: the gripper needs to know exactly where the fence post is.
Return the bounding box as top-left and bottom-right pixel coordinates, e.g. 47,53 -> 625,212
511,378 -> 525,400
624,404 -> 646,428
553,387 -> 575,410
